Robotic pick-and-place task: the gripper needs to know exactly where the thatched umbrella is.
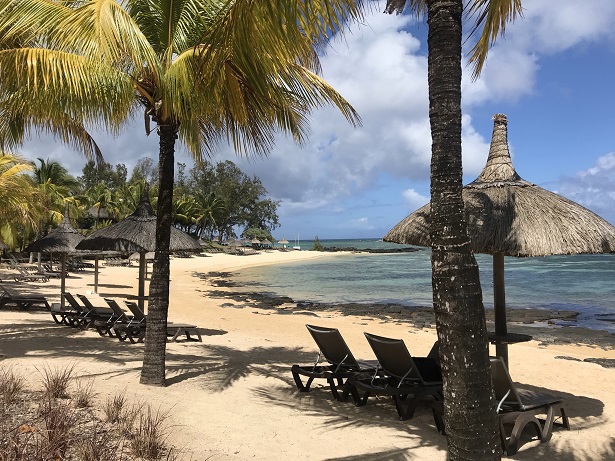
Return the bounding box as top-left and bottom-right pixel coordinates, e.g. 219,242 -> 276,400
76,187 -> 200,310
25,204 -> 84,309
384,114 -> 615,363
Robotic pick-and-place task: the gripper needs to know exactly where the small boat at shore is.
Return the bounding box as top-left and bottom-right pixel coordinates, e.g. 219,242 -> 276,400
293,234 -> 301,250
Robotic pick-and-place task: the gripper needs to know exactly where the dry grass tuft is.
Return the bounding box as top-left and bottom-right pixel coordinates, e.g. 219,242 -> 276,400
0,364 -> 186,460
129,405 -> 172,460
0,366 -> 25,406
73,378 -> 97,408
36,363 -> 75,399
103,391 -> 126,424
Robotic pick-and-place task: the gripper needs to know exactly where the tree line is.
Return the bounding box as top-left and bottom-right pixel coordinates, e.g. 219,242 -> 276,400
0,153 -> 279,251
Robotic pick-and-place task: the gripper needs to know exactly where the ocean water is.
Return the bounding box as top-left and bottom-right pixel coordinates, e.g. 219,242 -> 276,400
232,239 -> 615,332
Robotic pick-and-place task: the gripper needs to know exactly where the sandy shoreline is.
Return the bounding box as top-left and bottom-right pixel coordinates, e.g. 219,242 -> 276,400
1,250 -> 614,460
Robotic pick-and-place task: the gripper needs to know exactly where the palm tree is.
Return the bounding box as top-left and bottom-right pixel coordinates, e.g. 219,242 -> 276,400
0,153 -> 38,248
384,1 -> 521,459
32,158 -> 80,228
0,0 -> 363,385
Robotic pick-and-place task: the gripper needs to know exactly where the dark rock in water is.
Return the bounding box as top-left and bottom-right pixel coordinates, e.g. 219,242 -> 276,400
554,356 -> 615,369
583,358 -> 615,369
485,308 -> 579,324
321,246 -> 421,253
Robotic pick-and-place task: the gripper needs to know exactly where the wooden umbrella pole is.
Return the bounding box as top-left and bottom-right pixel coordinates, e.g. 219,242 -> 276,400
138,252 -> 146,312
94,256 -> 99,293
61,253 -> 67,310
493,252 -> 508,364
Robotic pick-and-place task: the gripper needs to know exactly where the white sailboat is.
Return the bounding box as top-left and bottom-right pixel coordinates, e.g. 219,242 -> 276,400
293,234 -> 301,250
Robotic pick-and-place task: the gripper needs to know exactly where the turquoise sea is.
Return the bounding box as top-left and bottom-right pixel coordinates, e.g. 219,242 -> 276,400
232,238 -> 615,333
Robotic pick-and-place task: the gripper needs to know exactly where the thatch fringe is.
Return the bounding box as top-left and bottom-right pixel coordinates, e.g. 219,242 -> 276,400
384,114 -> 615,257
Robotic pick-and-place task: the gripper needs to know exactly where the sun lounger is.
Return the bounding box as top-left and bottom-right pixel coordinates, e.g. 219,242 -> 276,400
111,300 -> 201,343
490,356 -> 570,455
0,284 -> 50,310
343,333 -> 442,420
291,324 -> 379,401
75,294 -> 116,331
431,357 -> 570,455
55,292 -> 114,329
7,265 -> 50,282
91,298 -> 140,337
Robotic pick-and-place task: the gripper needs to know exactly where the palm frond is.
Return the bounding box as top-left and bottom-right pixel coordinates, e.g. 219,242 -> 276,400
0,48 -> 136,129
50,0 -> 161,83
466,0 -> 523,79
0,107 -> 104,163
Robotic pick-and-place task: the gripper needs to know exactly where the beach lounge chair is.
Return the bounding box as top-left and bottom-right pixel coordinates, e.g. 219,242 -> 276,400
0,284 -> 50,310
432,357 -> 570,455
75,294 -> 116,329
91,298 -> 139,337
11,265 -> 50,282
343,333 -> 443,421
56,292 -> 114,329
112,300 -> 202,343
291,324 -> 379,401
490,356 -> 570,455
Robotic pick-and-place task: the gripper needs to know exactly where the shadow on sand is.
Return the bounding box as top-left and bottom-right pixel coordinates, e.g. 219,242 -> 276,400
0,312 -> 612,460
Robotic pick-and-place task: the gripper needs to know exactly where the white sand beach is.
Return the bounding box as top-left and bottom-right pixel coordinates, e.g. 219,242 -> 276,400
1,250 -> 614,460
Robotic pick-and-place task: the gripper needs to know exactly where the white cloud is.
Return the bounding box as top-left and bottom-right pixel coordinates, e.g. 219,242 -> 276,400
12,1 -> 615,238
402,188 -> 429,211
555,153 -> 615,225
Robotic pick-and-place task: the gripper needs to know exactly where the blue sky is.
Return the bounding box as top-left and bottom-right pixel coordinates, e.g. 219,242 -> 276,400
22,1 -> 615,240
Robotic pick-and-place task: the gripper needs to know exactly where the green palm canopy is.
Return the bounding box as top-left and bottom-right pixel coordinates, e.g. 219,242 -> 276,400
0,0 -> 363,385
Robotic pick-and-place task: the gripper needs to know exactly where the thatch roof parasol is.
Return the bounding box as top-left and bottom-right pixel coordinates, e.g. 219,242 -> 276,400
76,189 -> 201,254
384,114 -> 615,363
25,204 -> 84,309
385,114 -> 615,256
26,206 -> 84,254
76,187 -> 200,310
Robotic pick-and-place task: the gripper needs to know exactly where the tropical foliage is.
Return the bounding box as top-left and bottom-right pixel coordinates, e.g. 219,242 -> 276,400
0,155 -> 278,250
0,153 -> 37,248
0,0 -> 363,386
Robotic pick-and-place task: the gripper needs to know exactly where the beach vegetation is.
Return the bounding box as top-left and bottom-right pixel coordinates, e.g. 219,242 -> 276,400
0,366 -> 25,406
103,391 -> 127,424
312,236 -> 324,251
0,366 -> 181,460
36,362 -> 75,400
0,0 -> 363,386
73,378 -> 97,408
385,0 -> 522,459
186,160 -> 280,241
128,405 -> 173,460
0,153 -> 38,248
242,227 -> 275,244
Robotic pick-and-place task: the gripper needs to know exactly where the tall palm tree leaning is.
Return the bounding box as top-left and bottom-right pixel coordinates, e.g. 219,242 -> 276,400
385,0 -> 521,459
0,0 -> 362,386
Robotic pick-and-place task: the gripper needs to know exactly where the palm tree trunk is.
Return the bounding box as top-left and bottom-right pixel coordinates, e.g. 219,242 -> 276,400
140,124 -> 176,386
427,0 -> 500,459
